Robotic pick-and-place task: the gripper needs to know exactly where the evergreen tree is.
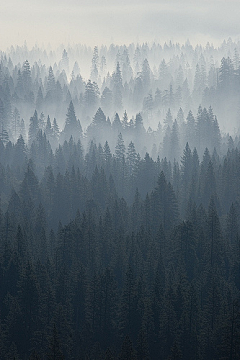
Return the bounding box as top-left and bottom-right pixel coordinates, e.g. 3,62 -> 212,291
126,141 -> 138,177
46,66 -> 56,103
164,109 -> 173,130
169,120 -> 180,162
112,112 -> 122,135
84,79 -> 99,115
22,60 -> 32,97
112,62 -> 123,111
63,101 -> 82,141
91,46 -> 99,82
11,107 -> 20,141
141,59 -> 151,94
115,133 -> 125,161
28,110 -> 39,145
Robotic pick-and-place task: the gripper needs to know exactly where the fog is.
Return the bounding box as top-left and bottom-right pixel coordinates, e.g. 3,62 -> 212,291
1,0 -> 240,49
2,2 -> 240,359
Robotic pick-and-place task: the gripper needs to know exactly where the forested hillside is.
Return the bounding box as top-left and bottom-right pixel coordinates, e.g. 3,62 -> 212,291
0,41 -> 240,359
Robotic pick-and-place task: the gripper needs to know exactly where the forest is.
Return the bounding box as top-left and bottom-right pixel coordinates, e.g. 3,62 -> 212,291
0,39 -> 240,359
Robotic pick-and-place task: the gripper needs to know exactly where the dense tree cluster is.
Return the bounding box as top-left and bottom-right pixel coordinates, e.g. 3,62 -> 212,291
1,38 -> 240,142
0,40 -> 240,359
0,123 -> 240,358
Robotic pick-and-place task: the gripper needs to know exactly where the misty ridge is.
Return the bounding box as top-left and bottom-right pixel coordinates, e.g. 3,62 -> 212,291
1,38 -> 240,132
1,39 -> 240,360
0,39 -> 239,208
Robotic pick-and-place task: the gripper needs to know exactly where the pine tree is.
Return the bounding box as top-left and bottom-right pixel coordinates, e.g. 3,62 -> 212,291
150,171 -> 179,234
112,62 -> 123,111
122,110 -> 129,129
28,110 -> 39,145
52,118 -> 60,145
2,79 -> 12,125
16,69 -> 24,98
11,107 -> 20,141
91,46 -> 99,82
219,57 -> 234,90
22,60 -> 32,97
115,133 -> 126,161
0,98 -> 4,129
141,59 -> 151,94
135,113 -> 144,134
60,49 -> 69,73
84,79 -> 99,115
126,141 -> 138,177
112,112 -> 122,135
87,107 -> 107,140
169,120 -> 180,162
63,101 -> 82,141
0,127 -> 9,145
45,115 -> 52,138
164,109 -> 173,130
180,143 -> 192,214
46,66 -> 56,103
185,110 -> 195,149
39,112 -> 45,131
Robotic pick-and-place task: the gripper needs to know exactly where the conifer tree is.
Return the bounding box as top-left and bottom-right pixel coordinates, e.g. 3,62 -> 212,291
63,101 -> 82,141
112,62 -> 123,111
115,133 -> 126,161
28,110 -> 39,145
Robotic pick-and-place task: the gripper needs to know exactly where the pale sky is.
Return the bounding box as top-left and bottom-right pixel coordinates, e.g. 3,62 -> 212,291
1,0 -> 240,49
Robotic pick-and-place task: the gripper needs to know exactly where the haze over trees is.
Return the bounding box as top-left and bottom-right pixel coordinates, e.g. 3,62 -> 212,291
0,40 -> 240,359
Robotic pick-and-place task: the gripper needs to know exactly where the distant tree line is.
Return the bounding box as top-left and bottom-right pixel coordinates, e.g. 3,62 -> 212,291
1,39 -> 240,141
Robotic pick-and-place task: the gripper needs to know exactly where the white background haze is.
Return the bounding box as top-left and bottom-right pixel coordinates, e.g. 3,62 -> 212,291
1,0 -> 240,48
